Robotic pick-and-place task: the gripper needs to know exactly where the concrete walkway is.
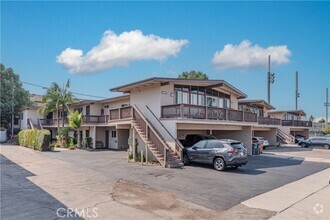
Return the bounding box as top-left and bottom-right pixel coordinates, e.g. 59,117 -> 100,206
242,168 -> 330,219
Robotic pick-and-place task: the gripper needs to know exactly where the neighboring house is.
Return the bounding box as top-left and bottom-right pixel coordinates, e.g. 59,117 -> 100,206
19,94 -> 43,130
310,122 -> 326,137
267,110 -> 311,140
19,77 -> 312,167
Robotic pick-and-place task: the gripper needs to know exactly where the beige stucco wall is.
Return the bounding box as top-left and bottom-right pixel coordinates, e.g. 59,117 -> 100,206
212,126 -> 253,155
253,128 -> 277,146
268,112 -> 284,119
96,127 -> 106,146
160,83 -> 175,106
117,129 -> 129,150
20,109 -> 43,130
230,94 -> 238,110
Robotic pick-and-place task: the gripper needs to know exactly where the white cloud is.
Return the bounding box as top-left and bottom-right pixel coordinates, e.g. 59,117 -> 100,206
57,30 -> 188,74
212,40 -> 291,70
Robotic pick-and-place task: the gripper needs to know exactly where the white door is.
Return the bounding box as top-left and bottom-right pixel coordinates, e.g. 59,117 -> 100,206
110,130 -> 118,149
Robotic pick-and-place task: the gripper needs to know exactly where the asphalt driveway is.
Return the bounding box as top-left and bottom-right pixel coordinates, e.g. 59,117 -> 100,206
42,147 -> 330,211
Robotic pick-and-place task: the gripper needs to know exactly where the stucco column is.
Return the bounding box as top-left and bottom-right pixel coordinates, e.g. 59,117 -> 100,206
92,126 -> 96,149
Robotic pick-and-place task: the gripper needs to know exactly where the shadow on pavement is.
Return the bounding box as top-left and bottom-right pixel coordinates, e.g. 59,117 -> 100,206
265,146 -> 313,153
185,154 -> 305,175
0,154 -> 82,220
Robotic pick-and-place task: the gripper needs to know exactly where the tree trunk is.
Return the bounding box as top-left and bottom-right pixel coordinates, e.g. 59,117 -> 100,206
62,107 -> 65,128
57,108 -> 60,135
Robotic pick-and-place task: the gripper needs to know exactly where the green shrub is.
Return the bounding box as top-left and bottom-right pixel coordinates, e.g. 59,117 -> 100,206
83,137 -> 93,148
18,129 -> 37,148
18,129 -> 51,151
18,130 -> 25,146
136,152 -> 146,162
35,130 -> 51,151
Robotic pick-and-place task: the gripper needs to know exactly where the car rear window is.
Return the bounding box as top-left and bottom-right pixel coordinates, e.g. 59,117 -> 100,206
230,143 -> 244,149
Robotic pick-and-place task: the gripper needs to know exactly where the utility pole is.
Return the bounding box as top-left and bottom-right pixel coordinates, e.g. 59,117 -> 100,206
295,71 -> 300,110
11,76 -> 15,138
325,88 -> 329,125
267,55 -> 275,104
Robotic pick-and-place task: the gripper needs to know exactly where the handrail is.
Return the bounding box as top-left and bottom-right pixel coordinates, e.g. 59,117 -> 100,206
28,118 -> 34,130
38,119 -> 43,130
146,105 -> 184,151
133,105 -> 171,152
277,128 -> 294,143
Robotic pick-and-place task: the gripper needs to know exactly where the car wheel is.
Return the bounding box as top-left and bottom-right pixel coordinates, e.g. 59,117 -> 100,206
213,157 -> 226,171
301,143 -> 307,148
183,154 -> 190,165
323,144 -> 330,149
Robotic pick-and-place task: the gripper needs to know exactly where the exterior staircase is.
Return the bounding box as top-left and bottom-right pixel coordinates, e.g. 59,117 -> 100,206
132,105 -> 183,168
277,128 -> 295,144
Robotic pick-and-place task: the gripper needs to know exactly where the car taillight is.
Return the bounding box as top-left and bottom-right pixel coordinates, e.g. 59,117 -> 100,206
229,149 -> 237,153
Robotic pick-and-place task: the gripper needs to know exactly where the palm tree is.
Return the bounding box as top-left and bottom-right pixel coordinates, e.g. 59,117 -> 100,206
38,80 -> 74,135
68,110 -> 83,148
38,84 -> 61,134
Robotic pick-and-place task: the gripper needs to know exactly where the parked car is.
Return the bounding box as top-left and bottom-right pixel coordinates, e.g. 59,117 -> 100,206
252,137 -> 269,149
180,134 -> 217,148
298,136 -> 330,149
294,134 -> 306,144
182,139 -> 248,171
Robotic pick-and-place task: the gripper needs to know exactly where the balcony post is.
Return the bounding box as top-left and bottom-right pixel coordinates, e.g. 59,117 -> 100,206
180,104 -> 184,118
242,111 -> 245,122
205,106 -> 208,119
225,109 -> 228,120
119,108 -> 121,119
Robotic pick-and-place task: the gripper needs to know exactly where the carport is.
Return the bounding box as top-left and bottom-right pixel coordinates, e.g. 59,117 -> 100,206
252,126 -> 277,146
290,128 -> 309,139
176,122 -> 253,155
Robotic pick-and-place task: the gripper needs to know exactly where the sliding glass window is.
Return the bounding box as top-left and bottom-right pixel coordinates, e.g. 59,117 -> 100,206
174,84 -> 231,108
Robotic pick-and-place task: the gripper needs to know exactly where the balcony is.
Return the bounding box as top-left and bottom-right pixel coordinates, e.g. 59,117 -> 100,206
83,115 -> 106,124
257,117 -> 282,125
282,120 -> 312,127
108,106 -> 132,121
161,104 -> 258,122
39,118 -> 68,126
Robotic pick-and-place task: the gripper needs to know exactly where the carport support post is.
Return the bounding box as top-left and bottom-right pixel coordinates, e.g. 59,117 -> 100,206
132,128 -> 136,162
92,126 -> 96,149
145,144 -> 148,165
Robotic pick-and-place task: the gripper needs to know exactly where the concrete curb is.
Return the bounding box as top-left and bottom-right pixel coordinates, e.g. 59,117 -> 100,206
242,168 -> 330,212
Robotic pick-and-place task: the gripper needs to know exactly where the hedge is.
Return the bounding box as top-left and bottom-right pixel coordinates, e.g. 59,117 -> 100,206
18,129 -> 52,151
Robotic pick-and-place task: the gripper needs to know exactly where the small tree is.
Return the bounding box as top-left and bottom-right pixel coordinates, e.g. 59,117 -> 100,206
178,71 -> 209,80
319,118 -> 326,123
68,110 -> 83,148
309,115 -> 315,122
323,126 -> 330,135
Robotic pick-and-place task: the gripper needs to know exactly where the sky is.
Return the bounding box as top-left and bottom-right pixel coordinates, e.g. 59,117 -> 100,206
2,1 -> 330,120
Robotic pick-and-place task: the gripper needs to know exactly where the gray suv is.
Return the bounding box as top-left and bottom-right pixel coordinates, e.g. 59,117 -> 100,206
183,139 -> 248,171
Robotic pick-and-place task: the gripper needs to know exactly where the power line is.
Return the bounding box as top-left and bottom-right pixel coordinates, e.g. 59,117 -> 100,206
20,81 -> 109,99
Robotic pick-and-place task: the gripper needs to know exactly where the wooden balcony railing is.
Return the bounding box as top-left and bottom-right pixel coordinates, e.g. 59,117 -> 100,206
84,115 -> 106,124
39,118 -> 68,126
161,104 -> 258,122
109,106 -> 132,121
282,120 -> 312,127
258,117 -> 281,125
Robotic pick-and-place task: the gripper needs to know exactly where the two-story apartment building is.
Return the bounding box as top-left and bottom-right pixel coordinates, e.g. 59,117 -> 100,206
20,77 -> 312,168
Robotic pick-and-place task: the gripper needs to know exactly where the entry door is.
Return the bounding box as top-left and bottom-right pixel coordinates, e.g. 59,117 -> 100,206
105,131 -> 109,148
110,130 -> 117,149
